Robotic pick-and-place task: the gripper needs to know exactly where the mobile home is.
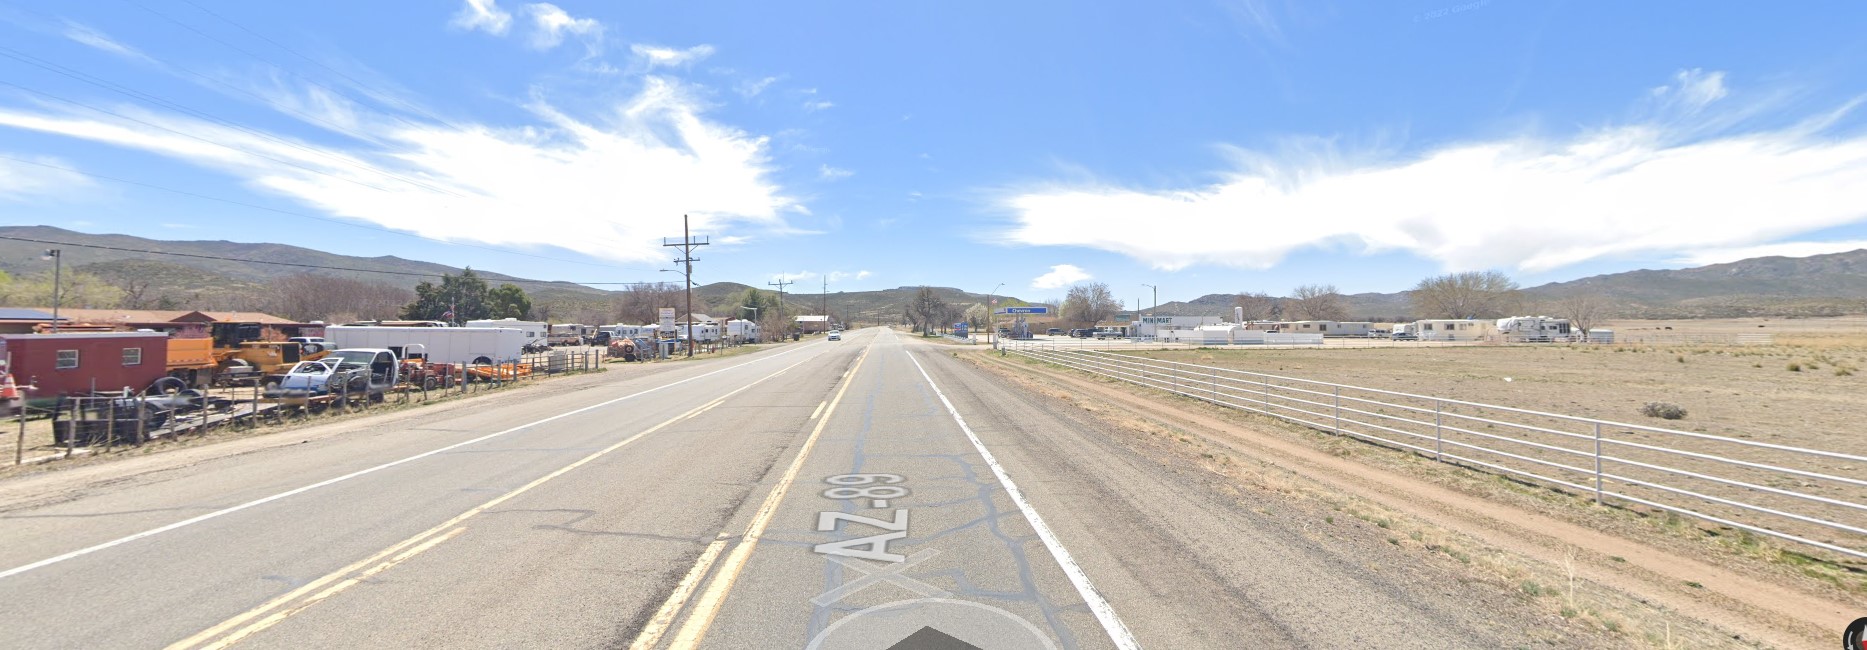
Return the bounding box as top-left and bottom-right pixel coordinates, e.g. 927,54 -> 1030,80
548,324 -> 595,346
1411,319 -> 1495,342
725,319 -> 762,343
326,326 -> 525,365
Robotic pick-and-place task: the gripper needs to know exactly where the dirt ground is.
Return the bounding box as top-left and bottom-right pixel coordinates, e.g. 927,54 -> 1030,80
973,348 -> 1867,648
1127,317 -> 1867,455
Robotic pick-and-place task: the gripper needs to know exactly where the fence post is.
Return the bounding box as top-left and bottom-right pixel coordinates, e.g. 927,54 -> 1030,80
105,398 -> 117,452
15,407 -> 25,465
1433,400 -> 1443,461
1333,386 -> 1341,435
136,396 -> 146,445
1593,422 -> 1603,505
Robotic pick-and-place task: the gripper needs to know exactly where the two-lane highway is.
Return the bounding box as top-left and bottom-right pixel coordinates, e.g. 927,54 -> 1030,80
0,327 -> 1593,648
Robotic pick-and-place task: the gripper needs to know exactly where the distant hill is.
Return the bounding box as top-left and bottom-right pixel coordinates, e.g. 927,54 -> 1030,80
1149,249 -> 1867,321
0,226 -> 1042,324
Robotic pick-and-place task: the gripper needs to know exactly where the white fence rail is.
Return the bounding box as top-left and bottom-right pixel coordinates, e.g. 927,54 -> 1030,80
1005,343 -> 1867,560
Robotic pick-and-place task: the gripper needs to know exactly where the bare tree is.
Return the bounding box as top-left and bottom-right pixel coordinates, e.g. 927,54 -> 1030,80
1232,291 -> 1276,322
1287,284 -> 1348,321
1060,282 -> 1120,326
1409,271 -> 1520,319
1555,290 -> 1608,338
264,274 -> 413,322
614,282 -> 683,324
904,286 -> 947,334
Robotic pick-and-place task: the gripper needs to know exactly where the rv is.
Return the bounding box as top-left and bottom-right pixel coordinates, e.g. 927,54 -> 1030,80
1411,319 -> 1496,342
1496,316 -> 1573,342
465,319 -> 549,352
326,326 -> 525,365
725,320 -> 762,343
548,324 -> 595,346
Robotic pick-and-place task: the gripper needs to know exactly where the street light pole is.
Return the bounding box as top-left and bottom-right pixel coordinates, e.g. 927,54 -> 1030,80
42,249 -> 61,333
1141,283 -> 1157,337
986,282 -> 1003,347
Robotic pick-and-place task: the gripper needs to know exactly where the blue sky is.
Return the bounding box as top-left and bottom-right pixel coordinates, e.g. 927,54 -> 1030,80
2,1 -> 1866,305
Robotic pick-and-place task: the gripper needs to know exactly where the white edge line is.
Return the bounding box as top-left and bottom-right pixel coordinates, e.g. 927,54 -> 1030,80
0,341 -> 824,581
904,345 -> 1141,650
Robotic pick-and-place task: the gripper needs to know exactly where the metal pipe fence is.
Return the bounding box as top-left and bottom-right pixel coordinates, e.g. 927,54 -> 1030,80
1005,343 -> 1867,561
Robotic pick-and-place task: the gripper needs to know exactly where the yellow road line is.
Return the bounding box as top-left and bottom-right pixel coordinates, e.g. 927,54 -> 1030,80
167,353 -> 816,650
657,339 -> 875,649
808,400 -> 827,420
626,532 -> 733,650
201,527 -> 467,650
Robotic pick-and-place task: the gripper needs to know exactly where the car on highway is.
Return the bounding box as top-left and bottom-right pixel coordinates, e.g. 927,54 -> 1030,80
828,331 -> 841,341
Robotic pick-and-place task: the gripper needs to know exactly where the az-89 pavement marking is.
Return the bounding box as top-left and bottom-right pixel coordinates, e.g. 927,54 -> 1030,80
0,340 -> 825,583
631,335 -> 878,650
903,340 -> 1141,650
168,345 -> 832,649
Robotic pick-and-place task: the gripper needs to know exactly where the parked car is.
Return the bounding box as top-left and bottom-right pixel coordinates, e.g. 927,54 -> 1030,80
1068,329 -> 1093,338
267,349 -> 400,404
1047,328 -> 1063,336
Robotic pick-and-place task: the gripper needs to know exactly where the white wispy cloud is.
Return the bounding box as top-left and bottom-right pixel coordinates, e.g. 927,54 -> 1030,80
1031,264 -> 1092,289
61,22 -> 152,63
818,164 -> 853,180
0,153 -> 94,201
1669,240 -> 1867,266
774,270 -> 817,283
736,76 -> 779,98
1002,70 -> 1867,275
631,44 -> 715,68
0,77 -> 796,264
526,3 -> 602,50
825,270 -> 872,282
1650,68 -> 1728,114
803,100 -> 835,112
450,0 -> 512,35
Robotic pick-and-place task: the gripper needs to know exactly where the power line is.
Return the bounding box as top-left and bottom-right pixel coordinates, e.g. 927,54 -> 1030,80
0,234 -> 658,288
0,154 -> 645,271
662,215 -> 708,357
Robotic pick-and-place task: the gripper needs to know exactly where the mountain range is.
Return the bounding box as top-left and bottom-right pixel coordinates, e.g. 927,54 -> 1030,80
5,225 -> 1867,322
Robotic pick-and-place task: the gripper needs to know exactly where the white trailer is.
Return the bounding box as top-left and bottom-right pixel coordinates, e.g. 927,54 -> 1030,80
326,326 -> 524,365
607,324 -> 660,340
725,320 -> 761,343
465,319 -> 548,350
1495,316 -> 1573,342
548,324 -> 595,346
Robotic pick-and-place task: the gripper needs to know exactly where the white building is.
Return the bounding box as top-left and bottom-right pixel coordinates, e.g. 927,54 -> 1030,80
465,318 -> 548,349
1134,315 -> 1221,336
1283,321 -> 1376,337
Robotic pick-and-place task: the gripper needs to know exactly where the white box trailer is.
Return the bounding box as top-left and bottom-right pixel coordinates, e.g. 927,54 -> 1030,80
465,319 -> 548,350
327,326 -> 524,365
1496,316 -> 1573,342
726,320 -> 761,343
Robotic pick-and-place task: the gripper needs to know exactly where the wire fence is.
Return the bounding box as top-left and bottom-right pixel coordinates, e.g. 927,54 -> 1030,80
1005,343 -> 1867,561
13,350 -> 606,466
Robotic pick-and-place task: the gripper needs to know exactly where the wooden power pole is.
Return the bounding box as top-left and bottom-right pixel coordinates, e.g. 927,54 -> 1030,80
662,215 -> 708,357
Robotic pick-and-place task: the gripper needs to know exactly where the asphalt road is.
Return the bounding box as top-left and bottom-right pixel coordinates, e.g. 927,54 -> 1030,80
0,327 -> 1564,649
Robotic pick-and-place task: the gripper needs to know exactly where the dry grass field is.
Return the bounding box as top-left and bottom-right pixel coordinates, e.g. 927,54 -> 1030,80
1128,317 -> 1867,453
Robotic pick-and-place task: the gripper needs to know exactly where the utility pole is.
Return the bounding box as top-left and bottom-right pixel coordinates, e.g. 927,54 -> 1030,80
42,249 -> 61,333
821,275 -> 829,325
768,277 -> 792,336
662,215 -> 708,357
986,282 -> 1003,347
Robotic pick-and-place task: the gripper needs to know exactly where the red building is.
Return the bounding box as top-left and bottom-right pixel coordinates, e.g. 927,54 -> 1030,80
0,332 -> 170,400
